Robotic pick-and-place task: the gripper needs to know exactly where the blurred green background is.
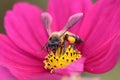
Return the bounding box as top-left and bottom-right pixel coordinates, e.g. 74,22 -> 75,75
0,0 -> 119,80
0,0 -> 47,33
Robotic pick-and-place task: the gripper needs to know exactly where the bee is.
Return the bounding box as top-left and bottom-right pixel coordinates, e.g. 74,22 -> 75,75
41,12 -> 83,53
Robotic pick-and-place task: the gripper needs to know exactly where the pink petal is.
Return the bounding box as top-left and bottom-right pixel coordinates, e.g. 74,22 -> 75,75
29,73 -> 62,80
4,2 -> 48,58
78,0 -> 120,73
0,66 -> 16,80
55,58 -> 86,75
47,0 -> 92,34
0,34 -> 47,79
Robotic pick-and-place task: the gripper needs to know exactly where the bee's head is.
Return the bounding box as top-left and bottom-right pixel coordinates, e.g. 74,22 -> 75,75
48,34 -> 61,53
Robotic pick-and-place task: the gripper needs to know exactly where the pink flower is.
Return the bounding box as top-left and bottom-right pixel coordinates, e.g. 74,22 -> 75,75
0,0 -> 120,80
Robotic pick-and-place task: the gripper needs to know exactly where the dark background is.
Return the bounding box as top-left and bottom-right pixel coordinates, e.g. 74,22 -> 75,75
0,0 -> 119,80
0,0 -> 47,33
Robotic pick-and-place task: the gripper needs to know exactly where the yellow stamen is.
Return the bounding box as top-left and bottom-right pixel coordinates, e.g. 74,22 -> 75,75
43,45 -> 82,72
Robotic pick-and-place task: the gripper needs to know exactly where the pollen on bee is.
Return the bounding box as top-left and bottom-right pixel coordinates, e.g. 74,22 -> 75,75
43,45 -> 82,72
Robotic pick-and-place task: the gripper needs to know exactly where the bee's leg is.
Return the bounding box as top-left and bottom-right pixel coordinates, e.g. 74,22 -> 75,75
63,40 -> 66,52
60,47 -> 63,56
46,46 -> 49,54
71,44 -> 75,49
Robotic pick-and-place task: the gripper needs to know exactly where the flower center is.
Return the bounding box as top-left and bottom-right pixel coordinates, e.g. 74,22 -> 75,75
44,45 -> 82,73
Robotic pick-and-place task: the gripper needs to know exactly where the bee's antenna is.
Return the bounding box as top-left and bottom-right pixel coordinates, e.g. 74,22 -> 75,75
39,42 -> 48,53
60,13 -> 83,37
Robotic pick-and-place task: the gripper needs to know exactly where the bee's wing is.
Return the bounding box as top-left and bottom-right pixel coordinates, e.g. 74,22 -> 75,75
41,12 -> 52,36
60,13 -> 83,36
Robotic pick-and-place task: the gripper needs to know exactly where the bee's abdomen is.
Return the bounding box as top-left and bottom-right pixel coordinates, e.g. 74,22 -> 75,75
75,36 -> 83,44
65,34 -> 82,44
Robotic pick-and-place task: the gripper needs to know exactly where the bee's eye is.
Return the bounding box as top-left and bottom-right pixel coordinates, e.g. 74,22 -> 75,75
49,37 -> 52,40
48,42 -> 59,47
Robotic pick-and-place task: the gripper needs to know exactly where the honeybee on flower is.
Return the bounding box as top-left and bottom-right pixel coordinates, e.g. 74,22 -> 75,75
41,12 -> 83,72
0,0 -> 120,80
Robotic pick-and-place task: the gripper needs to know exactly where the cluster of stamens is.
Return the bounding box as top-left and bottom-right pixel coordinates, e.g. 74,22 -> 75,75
44,45 -> 82,72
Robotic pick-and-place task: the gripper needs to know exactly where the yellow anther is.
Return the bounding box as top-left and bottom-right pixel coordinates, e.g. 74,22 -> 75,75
43,45 -> 82,72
